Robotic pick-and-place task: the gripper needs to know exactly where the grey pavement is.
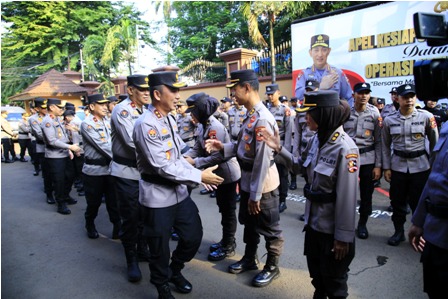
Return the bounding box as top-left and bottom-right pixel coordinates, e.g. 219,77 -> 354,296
2,159 -> 427,299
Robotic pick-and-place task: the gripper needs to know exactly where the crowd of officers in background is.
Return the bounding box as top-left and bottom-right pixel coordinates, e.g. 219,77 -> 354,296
3,68 -> 447,299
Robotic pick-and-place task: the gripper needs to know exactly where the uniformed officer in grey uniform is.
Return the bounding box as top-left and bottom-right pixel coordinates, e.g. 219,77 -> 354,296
41,98 -> 81,215
175,99 -> 196,148
133,71 -> 223,299
382,84 -> 439,246
295,34 -> 354,107
213,107 -> 229,129
343,82 -> 382,239
183,93 -> 241,262
17,113 -> 32,162
110,74 -> 151,282
206,69 -> 284,288
408,121 -> 448,298
80,94 -> 121,240
29,98 -> 54,203
64,108 -> 85,196
381,87 -> 399,119
227,97 -> 247,143
266,83 -> 292,213
264,90 -> 358,299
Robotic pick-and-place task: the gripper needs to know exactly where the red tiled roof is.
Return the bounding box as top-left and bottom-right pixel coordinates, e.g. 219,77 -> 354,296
9,69 -> 89,101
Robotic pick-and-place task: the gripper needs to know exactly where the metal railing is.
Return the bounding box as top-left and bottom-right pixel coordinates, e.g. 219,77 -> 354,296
251,41 -> 292,77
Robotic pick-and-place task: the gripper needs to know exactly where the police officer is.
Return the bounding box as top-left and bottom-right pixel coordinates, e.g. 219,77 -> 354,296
213,106 -> 229,129
175,99 -> 196,148
422,99 -> 448,131
294,80 -> 319,221
261,90 -> 358,299
183,93 -> 241,262
266,83 -> 292,213
29,98 -> 54,203
382,84 -> 439,246
41,98 -> 81,215
295,34 -> 354,107
17,113 -> 32,162
381,87 -> 399,119
64,109 -> 85,196
1,109 -> 17,162
133,71 -> 223,299
206,69 -> 284,288
107,95 -> 119,119
110,74 -> 151,282
227,96 -> 247,143
343,83 -> 382,239
408,121 -> 448,298
80,94 -> 121,239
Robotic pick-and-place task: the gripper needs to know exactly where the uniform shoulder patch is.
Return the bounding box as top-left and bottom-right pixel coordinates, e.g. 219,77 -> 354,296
120,110 -> 129,118
45,122 -> 51,128
378,116 -> 383,128
347,159 -> 358,173
430,116 -> 437,129
148,127 -> 157,139
255,126 -> 265,141
345,153 -> 358,159
208,130 -> 217,139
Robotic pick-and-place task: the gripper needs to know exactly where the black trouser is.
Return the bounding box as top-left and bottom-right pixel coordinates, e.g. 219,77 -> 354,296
72,154 -> 84,183
35,152 -> 52,194
358,164 -> 375,219
83,174 -> 120,225
31,140 -> 37,163
421,241 -> 448,299
390,169 -> 430,229
276,162 -> 289,202
18,138 -> 33,159
142,197 -> 203,286
46,157 -> 75,203
215,181 -> 238,245
304,226 -> 355,299
2,138 -> 13,160
113,176 -> 142,248
238,190 -> 284,257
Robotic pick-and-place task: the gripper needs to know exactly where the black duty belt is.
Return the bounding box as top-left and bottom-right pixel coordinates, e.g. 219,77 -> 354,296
36,140 -> 45,145
141,173 -> 178,187
238,158 -> 274,172
394,149 -> 427,159
19,132 -> 28,135
359,145 -> 375,154
182,137 -> 194,143
425,198 -> 448,219
231,135 -> 238,141
113,155 -> 137,168
85,157 -> 110,166
303,184 -> 336,203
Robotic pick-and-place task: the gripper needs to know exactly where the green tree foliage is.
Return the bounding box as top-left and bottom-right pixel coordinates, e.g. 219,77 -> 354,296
167,1 -> 257,68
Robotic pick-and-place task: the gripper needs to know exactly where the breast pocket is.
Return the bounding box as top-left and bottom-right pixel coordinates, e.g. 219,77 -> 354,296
362,121 -> 375,140
411,126 -> 425,142
390,126 -> 402,140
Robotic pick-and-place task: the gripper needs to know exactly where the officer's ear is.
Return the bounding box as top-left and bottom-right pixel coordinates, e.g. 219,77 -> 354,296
88,103 -> 95,111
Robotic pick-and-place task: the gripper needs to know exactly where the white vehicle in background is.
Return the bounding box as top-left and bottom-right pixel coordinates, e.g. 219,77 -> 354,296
2,105 -> 26,138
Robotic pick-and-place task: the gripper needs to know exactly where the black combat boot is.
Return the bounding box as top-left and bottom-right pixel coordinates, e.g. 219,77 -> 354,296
388,226 -> 405,246
356,215 -> 369,239
279,201 -> 287,213
57,201 -> 71,215
157,283 -> 175,299
228,255 -> 259,274
124,246 -> 142,282
137,236 -> 151,262
209,240 -> 222,252
169,261 -> 192,294
252,255 -> 280,287
46,193 -> 56,204
85,220 -> 99,239
208,238 -> 236,261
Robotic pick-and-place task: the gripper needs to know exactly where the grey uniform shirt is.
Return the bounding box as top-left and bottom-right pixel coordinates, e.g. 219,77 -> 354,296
29,114 -> 46,153
269,103 -> 292,151
41,114 -> 70,158
227,106 -> 247,142
133,105 -> 202,208
292,111 -> 316,161
343,104 -> 382,167
81,114 -> 112,176
18,119 -> 31,140
176,113 -> 196,148
381,103 -> 397,119
110,98 -> 146,180
186,116 -> 241,184
382,109 -> 439,173
223,101 -> 280,201
213,110 -> 229,129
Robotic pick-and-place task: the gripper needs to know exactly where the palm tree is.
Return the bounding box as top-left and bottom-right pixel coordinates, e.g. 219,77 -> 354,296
154,1 -> 173,65
240,1 -> 309,83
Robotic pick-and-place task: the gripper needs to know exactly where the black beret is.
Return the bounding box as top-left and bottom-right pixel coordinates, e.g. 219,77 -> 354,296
266,84 -> 279,95
148,71 -> 186,88
226,70 -> 258,88
87,94 -> 109,104
279,95 -> 288,102
354,82 -> 371,93
127,74 -> 149,88
397,84 -> 416,96
389,87 -> 398,94
296,90 -> 340,113
377,98 -> 385,105
305,80 -> 319,90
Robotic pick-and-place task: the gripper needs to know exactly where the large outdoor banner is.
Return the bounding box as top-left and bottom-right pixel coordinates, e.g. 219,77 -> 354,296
291,1 -> 448,104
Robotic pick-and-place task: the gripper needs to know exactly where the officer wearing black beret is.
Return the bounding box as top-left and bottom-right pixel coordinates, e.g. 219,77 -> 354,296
106,95 -> 119,118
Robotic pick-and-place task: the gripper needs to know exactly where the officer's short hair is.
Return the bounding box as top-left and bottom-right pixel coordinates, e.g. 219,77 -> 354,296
149,85 -> 164,101
239,80 -> 259,92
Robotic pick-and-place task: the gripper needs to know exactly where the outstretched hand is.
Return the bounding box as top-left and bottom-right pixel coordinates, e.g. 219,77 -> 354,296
257,128 -> 281,153
201,164 -> 224,186
205,139 -> 223,154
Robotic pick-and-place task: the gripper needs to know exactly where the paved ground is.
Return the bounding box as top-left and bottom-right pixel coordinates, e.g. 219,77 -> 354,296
1,159 -> 427,299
